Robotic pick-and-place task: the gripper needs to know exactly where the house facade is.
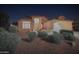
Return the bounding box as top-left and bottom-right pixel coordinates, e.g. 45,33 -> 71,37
17,17 -> 33,33
52,16 -> 73,31
17,16 -> 73,33
16,16 -> 74,40
17,16 -> 48,33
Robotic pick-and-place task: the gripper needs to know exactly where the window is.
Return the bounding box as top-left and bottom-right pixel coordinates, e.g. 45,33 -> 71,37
22,21 -> 31,29
34,18 -> 40,23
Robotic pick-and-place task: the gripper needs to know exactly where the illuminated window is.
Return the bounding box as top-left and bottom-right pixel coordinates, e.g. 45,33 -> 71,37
22,21 -> 31,29
34,18 -> 40,23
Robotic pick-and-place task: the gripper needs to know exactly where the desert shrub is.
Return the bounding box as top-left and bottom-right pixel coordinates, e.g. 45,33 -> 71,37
8,25 -> 17,33
0,28 -> 21,53
38,31 -> 63,44
60,30 -> 75,41
0,27 -> 6,32
26,32 -> 37,42
38,31 -> 48,39
47,32 -> 63,44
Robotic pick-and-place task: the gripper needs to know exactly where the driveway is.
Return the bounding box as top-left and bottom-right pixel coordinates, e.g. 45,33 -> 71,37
16,31 -> 79,54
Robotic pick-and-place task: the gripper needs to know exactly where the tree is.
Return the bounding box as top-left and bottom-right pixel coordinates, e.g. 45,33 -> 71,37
0,12 -> 21,53
0,12 -> 10,30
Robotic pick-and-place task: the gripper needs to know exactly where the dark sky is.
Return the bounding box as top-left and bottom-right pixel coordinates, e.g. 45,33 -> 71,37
0,4 -> 79,22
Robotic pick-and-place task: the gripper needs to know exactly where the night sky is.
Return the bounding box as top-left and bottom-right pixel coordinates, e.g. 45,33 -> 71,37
0,4 -> 79,22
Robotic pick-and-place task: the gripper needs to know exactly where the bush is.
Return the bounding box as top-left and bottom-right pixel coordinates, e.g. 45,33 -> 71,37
47,32 -> 63,44
0,28 -> 6,31
26,32 -> 37,42
38,31 -> 48,39
8,25 -> 17,33
60,30 -> 75,41
38,31 -> 63,44
0,28 -> 21,53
